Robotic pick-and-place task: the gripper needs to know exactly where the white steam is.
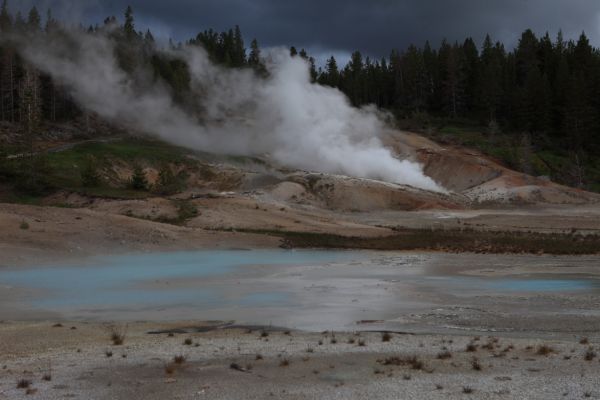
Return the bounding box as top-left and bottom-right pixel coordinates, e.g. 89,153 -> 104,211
20,31 -> 444,192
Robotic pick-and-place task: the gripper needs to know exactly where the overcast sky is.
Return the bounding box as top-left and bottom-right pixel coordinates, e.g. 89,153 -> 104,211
16,0 -> 600,64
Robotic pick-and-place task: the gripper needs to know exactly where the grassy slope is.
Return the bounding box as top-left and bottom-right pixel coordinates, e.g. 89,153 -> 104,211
1,138 -> 196,203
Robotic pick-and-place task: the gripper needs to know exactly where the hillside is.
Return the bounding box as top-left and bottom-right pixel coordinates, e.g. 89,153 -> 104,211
1,124 -> 599,264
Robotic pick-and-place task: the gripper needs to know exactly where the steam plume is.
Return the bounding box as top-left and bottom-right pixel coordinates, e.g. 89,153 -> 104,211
20,31 -> 444,192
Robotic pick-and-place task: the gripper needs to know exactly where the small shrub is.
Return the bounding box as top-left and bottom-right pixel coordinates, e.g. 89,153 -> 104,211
471,357 -> 482,371
437,350 -> 452,360
173,355 -> 186,364
20,220 -> 29,230
584,348 -> 597,361
42,374 -> 51,382
580,337 -> 589,345
279,359 -> 290,367
105,350 -> 113,358
255,354 -> 263,360
129,165 -> 148,191
306,346 -> 314,353
164,363 -> 176,375
536,345 -> 554,356
260,331 -> 269,338
347,337 -> 356,344
466,343 -> 477,352
402,374 -> 411,380
382,332 -> 392,342
381,355 -> 423,370
358,338 -> 366,347
109,327 -> 126,346
435,384 -> 443,390
17,379 -> 31,389
81,157 -> 101,187
463,386 -> 474,394
183,338 -> 193,345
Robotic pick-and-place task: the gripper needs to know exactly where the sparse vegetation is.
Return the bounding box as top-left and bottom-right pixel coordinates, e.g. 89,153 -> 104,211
238,228 -> 600,255
471,357 -> 482,371
536,345 -> 555,356
164,363 -> 176,375
183,338 -> 193,345
382,332 -> 392,342
466,343 -> 478,352
81,156 -> 101,187
584,348 -> 597,361
463,386 -> 474,394
279,358 -> 290,367
380,355 -> 423,370
129,164 -> 148,191
16,379 -> 31,389
173,355 -> 186,364
20,220 -> 29,230
437,350 -> 452,360
110,326 -> 126,346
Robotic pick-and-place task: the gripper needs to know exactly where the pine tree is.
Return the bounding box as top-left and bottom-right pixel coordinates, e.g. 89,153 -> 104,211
81,157 -> 101,187
124,5 -> 135,39
324,56 -> 340,87
26,6 -> 41,32
232,25 -> 246,67
0,0 -> 12,32
130,165 -> 148,190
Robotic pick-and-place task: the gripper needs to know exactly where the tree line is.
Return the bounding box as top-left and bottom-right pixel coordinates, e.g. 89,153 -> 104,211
0,3 -> 599,190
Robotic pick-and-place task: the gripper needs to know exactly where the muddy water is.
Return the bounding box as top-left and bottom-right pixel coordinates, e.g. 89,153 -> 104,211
1,251 -> 600,336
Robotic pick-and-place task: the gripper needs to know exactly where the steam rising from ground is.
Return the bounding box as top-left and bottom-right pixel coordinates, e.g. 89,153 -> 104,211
20,31 -> 444,192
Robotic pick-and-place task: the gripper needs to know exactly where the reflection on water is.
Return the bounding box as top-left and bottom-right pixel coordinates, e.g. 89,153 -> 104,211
429,276 -> 600,293
0,250 -> 359,311
2,250 -> 600,326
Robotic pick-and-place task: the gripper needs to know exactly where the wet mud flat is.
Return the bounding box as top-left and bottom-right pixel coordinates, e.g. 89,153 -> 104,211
1,251 -> 599,338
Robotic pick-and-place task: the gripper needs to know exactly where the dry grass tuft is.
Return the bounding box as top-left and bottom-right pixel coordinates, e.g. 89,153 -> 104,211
164,363 -> 176,375
465,343 -> 478,352
536,345 -> 555,356
381,355 -> 423,370
584,348 -> 597,361
17,379 -> 31,389
173,355 -> 186,364
109,326 -> 126,346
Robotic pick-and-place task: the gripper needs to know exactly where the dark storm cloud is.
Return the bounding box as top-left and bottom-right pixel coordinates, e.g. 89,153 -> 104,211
17,0 -> 600,58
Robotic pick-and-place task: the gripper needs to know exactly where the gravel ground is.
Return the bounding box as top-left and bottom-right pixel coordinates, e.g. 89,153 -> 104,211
1,322 -> 599,399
